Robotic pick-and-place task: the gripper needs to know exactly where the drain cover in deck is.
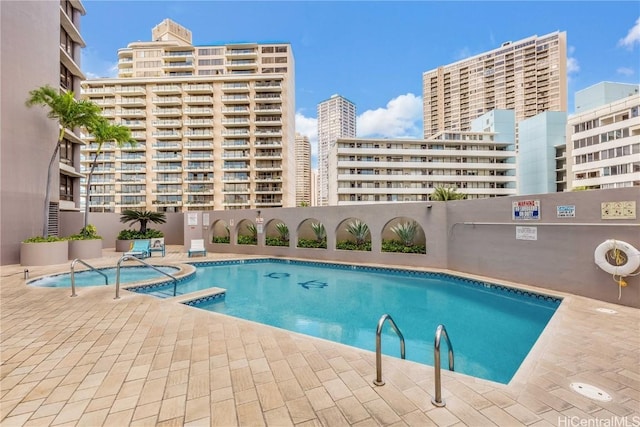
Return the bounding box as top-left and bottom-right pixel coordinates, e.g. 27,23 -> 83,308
570,382 -> 612,401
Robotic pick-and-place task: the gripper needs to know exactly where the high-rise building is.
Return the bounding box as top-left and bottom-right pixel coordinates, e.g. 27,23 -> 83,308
295,133 -> 311,206
1,0 -> 86,264
567,82 -> 639,190
81,19 -> 295,212
423,32 -> 567,137
328,110 -> 517,204
317,95 -> 356,206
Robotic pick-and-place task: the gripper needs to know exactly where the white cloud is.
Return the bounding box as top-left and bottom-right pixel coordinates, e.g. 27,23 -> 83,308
617,67 -> 635,76
81,48 -> 118,79
567,56 -> 580,74
357,93 -> 423,139
294,113 -> 318,156
619,17 -> 640,48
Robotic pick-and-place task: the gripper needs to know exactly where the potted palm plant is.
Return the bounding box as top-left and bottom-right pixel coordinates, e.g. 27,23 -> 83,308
337,220 -> 371,251
116,210 -> 166,252
21,85 -> 101,266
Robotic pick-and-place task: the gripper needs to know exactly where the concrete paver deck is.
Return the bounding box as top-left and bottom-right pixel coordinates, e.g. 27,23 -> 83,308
1,247 -> 638,426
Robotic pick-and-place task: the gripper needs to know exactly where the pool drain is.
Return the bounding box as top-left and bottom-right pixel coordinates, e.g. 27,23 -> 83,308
595,307 -> 617,314
570,382 -> 612,401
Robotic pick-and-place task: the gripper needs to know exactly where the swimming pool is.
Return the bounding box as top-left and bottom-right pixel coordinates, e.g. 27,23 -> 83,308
29,266 -> 181,288
130,259 -> 561,384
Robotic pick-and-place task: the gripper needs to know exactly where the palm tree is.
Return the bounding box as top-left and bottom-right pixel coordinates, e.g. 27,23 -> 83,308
25,85 -> 101,236
84,117 -> 135,228
430,185 -> 467,201
346,220 -> 370,246
390,221 -> 418,246
275,223 -> 289,242
311,222 -> 326,243
119,210 -> 166,234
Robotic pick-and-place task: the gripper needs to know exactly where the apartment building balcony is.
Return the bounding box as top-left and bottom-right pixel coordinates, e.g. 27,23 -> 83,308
222,83 -> 250,92
153,97 -> 182,106
152,131 -> 181,139
185,185 -> 214,195
255,151 -> 281,159
117,109 -> 145,117
102,109 -> 116,118
222,152 -> 249,160
184,107 -> 213,116
221,129 -> 249,137
153,108 -> 182,117
184,130 -> 213,139
185,200 -> 214,207
255,139 -> 282,147
255,162 -> 281,171
163,49 -> 194,60
184,96 -> 213,105
93,98 -> 115,106
185,174 -> 214,183
225,48 -> 258,59
153,175 -> 182,183
255,81 -> 282,91
222,161 -> 249,171
222,139 -> 250,148
120,144 -> 146,151
152,199 -> 183,207
118,175 -> 146,183
184,140 -> 214,149
255,185 -> 282,194
222,118 -> 250,126
222,175 -> 249,183
184,119 -> 213,127
162,61 -> 195,72
255,106 -> 282,114
225,59 -> 258,71
255,94 -> 281,102
118,165 -> 146,172
82,86 -> 115,96
185,162 -> 214,171
184,84 -> 213,93
153,85 -> 182,94
121,120 -> 146,129
222,95 -> 250,103
152,141 -> 182,150
130,131 -> 147,140
116,155 -> 145,162
118,189 -> 146,196
222,107 -> 250,114
152,119 -> 182,128
118,58 -> 133,67
255,129 -> 282,136
185,152 -> 214,160
255,118 -> 282,126
90,167 -> 116,174
153,188 -> 182,195
153,154 -> 182,162
115,86 -> 146,95
153,165 -> 182,172
118,69 -> 134,78
255,197 -> 282,206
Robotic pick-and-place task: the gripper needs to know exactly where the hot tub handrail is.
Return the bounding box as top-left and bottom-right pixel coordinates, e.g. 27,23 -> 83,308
70,258 -> 108,297
432,324 -> 454,407
373,313 -> 406,386
115,255 -> 178,299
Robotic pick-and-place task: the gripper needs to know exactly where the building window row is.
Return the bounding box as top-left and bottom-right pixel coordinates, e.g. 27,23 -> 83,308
573,128 -> 632,149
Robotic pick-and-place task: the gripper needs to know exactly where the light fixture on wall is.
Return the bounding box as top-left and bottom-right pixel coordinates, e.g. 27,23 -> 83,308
257,210 -> 261,217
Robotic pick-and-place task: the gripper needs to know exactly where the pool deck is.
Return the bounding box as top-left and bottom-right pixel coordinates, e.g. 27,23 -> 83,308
1,247 -> 638,426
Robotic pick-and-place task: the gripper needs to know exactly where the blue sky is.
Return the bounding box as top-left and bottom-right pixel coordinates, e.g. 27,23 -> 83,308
81,1 -> 640,161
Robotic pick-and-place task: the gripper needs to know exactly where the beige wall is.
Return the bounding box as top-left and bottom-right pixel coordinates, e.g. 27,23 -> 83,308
1,1 -> 60,265
181,188 -> 639,308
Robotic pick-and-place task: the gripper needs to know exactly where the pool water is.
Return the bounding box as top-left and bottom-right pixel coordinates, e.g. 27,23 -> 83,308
132,259 -> 561,384
29,266 -> 180,288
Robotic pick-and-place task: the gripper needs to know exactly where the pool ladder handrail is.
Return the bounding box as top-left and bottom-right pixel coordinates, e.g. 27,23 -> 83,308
432,324 -> 454,407
70,259 -> 108,297
115,255 -> 178,299
373,314 -> 406,386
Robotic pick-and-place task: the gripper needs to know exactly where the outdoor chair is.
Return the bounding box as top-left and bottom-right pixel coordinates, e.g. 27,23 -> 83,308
125,239 -> 151,259
188,239 -> 207,257
149,238 -> 165,257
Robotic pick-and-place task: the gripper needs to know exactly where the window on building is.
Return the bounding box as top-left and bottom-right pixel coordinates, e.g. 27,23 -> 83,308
59,175 -> 73,201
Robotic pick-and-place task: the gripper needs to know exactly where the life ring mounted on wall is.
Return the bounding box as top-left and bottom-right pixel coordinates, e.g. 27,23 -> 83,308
594,239 -> 640,279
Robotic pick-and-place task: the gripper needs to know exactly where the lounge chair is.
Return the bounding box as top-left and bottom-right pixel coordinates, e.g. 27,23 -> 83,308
188,239 -> 207,257
149,238 -> 165,257
125,239 -> 151,259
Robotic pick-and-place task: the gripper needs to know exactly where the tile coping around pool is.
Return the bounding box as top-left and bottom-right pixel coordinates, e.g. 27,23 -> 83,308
126,257 -> 563,307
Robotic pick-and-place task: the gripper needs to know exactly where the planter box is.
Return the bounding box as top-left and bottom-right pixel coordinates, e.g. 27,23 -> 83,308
68,239 -> 103,260
115,239 -> 133,252
20,240 -> 69,266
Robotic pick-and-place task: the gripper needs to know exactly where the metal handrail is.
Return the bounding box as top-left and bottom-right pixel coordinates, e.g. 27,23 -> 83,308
70,259 -> 108,297
115,255 -> 178,299
373,314 -> 405,386
432,324 -> 454,407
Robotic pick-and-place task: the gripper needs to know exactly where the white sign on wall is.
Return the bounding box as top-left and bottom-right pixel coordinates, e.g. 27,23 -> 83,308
187,213 -> 198,226
556,205 -> 575,218
516,226 -> 537,241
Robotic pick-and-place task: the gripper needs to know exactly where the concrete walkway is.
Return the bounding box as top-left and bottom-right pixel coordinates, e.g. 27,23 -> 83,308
1,247 -> 638,426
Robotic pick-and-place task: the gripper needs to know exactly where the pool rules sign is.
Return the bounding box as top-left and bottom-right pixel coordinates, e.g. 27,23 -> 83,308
512,200 -> 540,220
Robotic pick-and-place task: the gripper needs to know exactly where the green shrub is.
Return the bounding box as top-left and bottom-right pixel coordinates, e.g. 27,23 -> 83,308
117,228 -> 164,240
212,236 -> 230,244
336,240 -> 371,251
297,238 -> 327,249
266,236 -> 289,246
22,235 -> 67,243
382,239 -> 426,254
67,224 -> 102,240
237,235 -> 257,245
